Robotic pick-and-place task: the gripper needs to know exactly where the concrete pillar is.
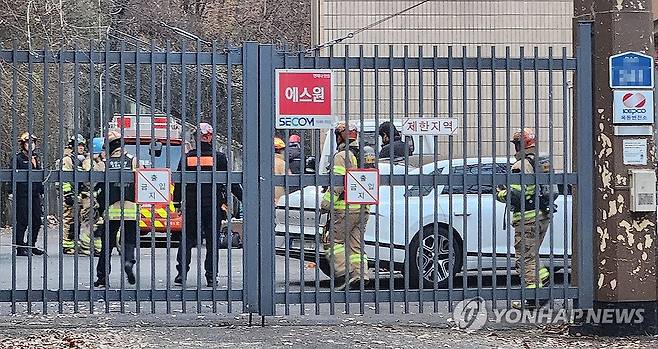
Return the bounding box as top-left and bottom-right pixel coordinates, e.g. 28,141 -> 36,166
574,0 -> 658,335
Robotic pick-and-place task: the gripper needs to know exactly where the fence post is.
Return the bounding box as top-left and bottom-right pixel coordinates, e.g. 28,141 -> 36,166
258,44 -> 276,317
242,42 -> 261,314
574,21 -> 594,311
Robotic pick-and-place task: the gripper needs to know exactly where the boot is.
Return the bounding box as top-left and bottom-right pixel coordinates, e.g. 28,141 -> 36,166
124,261 -> 136,285
174,274 -> 184,285
94,278 -> 107,288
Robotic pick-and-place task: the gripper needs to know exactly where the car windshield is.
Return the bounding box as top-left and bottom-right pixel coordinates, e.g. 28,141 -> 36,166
125,143 -> 182,169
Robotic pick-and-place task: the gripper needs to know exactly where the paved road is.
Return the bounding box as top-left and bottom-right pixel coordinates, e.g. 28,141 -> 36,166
0,224 -> 570,317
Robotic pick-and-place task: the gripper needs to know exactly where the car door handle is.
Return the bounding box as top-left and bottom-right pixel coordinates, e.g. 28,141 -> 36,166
454,212 -> 471,217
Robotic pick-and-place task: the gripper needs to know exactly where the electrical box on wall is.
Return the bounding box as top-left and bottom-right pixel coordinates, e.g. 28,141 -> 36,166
628,169 -> 657,212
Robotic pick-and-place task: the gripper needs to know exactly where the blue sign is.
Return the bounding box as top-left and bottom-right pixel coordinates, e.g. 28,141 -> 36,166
92,137 -> 104,155
609,52 -> 654,88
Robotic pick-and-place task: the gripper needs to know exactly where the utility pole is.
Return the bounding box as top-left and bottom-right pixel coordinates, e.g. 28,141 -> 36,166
574,0 -> 658,335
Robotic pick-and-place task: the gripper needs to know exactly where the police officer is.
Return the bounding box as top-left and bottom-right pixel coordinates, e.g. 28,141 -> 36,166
174,123 -> 243,287
93,131 -> 140,287
496,128 -> 552,307
14,132 -> 44,256
58,134 -> 92,255
321,122 -> 370,290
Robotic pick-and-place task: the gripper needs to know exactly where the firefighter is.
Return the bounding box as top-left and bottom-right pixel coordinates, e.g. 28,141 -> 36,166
93,131 -> 140,287
273,137 -> 289,203
58,134 -> 92,255
174,123 -> 243,287
321,121 -> 370,290
496,128 -> 552,307
14,132 -> 45,256
79,137 -> 105,256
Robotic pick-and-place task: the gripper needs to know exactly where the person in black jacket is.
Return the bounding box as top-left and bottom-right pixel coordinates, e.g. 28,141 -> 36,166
174,123 -> 243,287
14,132 -> 44,256
378,121 -> 413,159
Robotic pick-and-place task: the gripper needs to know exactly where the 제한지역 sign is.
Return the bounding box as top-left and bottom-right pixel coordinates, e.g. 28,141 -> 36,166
401,118 -> 459,136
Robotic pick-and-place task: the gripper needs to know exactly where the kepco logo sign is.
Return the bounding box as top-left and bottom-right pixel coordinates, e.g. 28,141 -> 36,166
613,90 -> 654,124
622,92 -> 647,113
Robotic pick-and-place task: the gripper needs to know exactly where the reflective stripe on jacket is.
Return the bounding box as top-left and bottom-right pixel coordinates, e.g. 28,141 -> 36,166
322,143 -> 364,211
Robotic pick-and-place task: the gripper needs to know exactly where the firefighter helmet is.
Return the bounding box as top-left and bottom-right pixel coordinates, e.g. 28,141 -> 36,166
274,137 -> 286,150
362,145 -> 376,168
289,134 -> 301,144
107,131 -> 122,142
18,132 -> 37,143
68,134 -> 87,148
511,128 -> 536,149
334,121 -> 358,140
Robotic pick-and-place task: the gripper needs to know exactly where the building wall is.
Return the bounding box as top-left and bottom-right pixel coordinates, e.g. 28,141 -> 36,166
314,0 -> 574,168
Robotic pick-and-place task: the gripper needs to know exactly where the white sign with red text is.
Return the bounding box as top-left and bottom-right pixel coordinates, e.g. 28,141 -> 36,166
275,69 -> 335,129
401,118 -> 459,136
345,168 -> 379,205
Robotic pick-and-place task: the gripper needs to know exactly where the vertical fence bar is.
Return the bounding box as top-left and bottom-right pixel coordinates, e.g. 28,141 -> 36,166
194,39 -> 203,313
225,46 -> 235,315
73,42 -> 81,313
180,39 -> 188,313
42,45 -> 51,315
533,46 -> 541,307
431,45 -> 440,312
118,40 -> 127,313
490,46 -> 498,309
575,22 -> 594,310
88,42 -> 97,313
134,42 -> 143,314
402,45 -> 410,313
519,46 -> 528,307
358,44 -> 365,315
164,41 -> 173,314
147,40 -> 157,313
447,45 -> 455,312
102,40 -> 111,313
26,44 -> 35,314
148,41 -> 157,314
475,46 -> 483,299
210,40 -> 218,314
460,46 -> 468,303
417,45 -> 426,311
10,41 -> 18,314
373,45 -> 381,314
387,44 -> 395,315
11,40 -> 17,314
504,46 -> 513,309
312,50 -> 322,316
342,45 -> 350,314
547,46 -> 556,309
561,46 -> 570,306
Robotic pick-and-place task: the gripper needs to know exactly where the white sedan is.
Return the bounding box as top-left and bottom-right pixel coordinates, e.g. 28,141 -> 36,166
274,157 -> 572,288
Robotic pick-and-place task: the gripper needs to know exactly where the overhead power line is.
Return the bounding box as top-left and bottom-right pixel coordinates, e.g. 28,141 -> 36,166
309,0 -> 433,52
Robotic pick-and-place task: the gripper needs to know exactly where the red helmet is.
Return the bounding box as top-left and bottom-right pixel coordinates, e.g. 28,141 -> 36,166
289,134 -> 301,144
512,128 -> 536,149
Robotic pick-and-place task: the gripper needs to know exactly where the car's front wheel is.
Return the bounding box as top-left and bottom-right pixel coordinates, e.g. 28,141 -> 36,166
409,225 -> 463,289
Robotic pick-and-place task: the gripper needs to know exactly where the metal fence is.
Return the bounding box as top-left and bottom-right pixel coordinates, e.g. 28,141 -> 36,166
0,23 -> 594,316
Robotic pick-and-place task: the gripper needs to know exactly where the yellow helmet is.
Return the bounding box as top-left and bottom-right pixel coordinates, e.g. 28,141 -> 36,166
273,137 -> 286,150
18,132 -> 37,143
